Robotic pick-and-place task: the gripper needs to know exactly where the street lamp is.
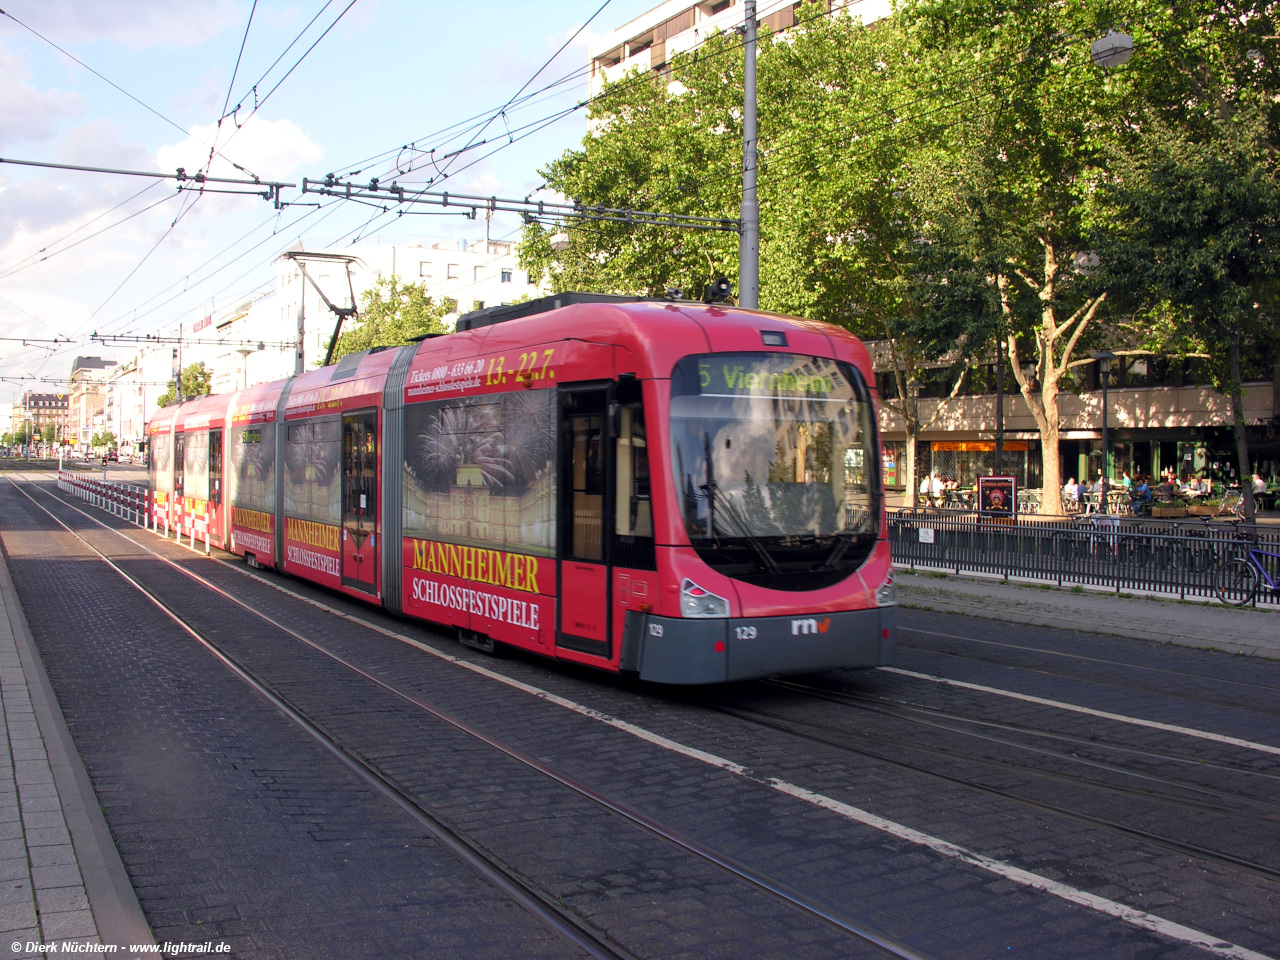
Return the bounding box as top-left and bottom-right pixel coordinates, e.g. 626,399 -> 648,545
1093,349 -> 1116,506
907,377 -> 923,509
236,342 -> 265,390
1091,29 -> 1134,69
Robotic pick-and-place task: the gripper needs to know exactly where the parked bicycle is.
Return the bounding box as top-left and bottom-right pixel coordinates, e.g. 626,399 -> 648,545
1212,532 -> 1280,605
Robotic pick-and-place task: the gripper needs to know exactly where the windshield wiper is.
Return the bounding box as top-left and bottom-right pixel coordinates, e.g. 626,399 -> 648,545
815,533 -> 855,572
701,433 -> 780,575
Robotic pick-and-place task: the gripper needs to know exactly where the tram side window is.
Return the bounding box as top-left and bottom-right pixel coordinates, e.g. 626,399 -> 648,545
150,433 -> 171,494
173,434 -> 185,498
209,430 -> 223,506
613,385 -> 655,570
284,419 -> 341,524
185,430 -> 210,502
569,411 -> 604,562
402,391 -> 557,556
229,423 -> 275,512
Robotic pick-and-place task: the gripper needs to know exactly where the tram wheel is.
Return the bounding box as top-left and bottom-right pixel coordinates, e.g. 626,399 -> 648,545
458,629 -> 497,654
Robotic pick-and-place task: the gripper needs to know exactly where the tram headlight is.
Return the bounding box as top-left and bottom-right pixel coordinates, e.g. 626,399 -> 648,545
875,572 -> 897,606
680,578 -> 730,618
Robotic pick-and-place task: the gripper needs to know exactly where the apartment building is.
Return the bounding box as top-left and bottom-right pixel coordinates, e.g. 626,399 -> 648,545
104,233 -> 541,441
875,356 -> 1280,492
589,0 -> 889,95
8,392 -> 69,442
67,356 -> 117,451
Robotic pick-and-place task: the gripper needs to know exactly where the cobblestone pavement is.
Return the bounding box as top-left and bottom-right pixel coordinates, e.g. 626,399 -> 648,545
3,475 -> 1279,959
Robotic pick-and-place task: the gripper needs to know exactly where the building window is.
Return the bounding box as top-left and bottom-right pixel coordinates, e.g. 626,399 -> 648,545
447,263 -> 459,279
527,273 -> 536,285
420,261 -> 432,278
501,269 -> 512,283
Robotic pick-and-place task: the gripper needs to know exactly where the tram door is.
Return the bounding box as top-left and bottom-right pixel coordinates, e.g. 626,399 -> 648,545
341,411 -> 377,593
172,432 -> 185,531
559,387 -> 611,657
209,429 -> 223,544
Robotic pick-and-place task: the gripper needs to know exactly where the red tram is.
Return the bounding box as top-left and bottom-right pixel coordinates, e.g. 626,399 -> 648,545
146,293 -> 896,683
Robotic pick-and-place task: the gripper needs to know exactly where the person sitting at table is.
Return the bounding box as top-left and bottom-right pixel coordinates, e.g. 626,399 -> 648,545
1133,477 -> 1152,498
1156,476 -> 1176,503
1063,477 -> 1078,506
1254,473 -> 1269,496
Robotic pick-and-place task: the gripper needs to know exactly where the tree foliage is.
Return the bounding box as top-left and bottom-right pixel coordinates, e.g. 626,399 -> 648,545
329,276 -> 454,364
523,0 -> 1280,509
156,362 -> 212,408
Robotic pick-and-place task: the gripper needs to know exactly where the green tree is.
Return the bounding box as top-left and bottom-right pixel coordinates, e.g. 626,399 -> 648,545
1089,1 -> 1280,519
42,424 -> 56,444
329,276 -> 454,364
520,4 -> 985,500
156,362 -> 213,408
1096,118 -> 1280,518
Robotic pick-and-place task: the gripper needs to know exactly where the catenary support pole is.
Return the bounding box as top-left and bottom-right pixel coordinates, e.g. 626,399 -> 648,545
739,0 -> 759,310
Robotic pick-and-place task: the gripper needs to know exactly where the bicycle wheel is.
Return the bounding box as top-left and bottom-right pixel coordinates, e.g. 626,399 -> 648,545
1213,558 -> 1261,606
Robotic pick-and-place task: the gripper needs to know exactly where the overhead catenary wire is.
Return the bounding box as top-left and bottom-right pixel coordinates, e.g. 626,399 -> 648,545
0,181 -> 161,281
429,0 -> 614,186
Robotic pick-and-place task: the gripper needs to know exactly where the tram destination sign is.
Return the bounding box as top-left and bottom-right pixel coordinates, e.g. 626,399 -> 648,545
696,355 -> 839,399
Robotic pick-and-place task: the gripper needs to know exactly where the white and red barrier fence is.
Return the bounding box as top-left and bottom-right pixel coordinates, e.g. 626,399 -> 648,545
56,471 -> 212,554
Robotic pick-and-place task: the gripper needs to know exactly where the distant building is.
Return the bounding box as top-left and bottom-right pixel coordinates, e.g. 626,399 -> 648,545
67,357 -> 117,450
136,234 -> 542,408
9,392 -> 69,441
872,350 -> 1280,492
589,0 -> 887,97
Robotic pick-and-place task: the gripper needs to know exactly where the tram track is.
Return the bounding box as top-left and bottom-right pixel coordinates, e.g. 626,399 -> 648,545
898,627 -> 1280,694
15,472 -> 1280,960
897,632 -> 1280,719
716,679 -> 1280,884
774,679 -> 1280,785
5,474 -> 932,960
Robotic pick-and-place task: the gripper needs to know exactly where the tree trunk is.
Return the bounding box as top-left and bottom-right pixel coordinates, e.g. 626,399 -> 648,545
1229,330 -> 1256,521
904,419 -> 919,510
1032,383 -> 1064,517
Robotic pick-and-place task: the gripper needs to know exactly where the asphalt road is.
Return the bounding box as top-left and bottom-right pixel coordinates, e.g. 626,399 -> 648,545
2,473 -> 1277,960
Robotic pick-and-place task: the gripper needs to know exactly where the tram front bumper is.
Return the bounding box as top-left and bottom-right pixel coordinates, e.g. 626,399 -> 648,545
625,606 -> 895,685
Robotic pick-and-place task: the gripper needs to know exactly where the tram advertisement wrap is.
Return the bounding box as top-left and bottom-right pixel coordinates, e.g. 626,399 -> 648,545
283,517 -> 341,587
402,537 -> 552,642
232,506 -> 274,556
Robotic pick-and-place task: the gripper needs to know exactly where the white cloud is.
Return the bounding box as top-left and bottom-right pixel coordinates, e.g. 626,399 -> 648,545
0,44 -> 82,148
0,0 -> 243,50
154,114 -> 323,182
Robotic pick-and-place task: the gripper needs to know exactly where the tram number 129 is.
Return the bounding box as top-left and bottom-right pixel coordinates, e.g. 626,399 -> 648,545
735,625 -> 757,640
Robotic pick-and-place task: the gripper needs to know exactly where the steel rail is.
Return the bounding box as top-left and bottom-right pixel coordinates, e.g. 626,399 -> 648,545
896,627 -> 1280,696
731,683 -> 1280,883
13,475 -> 936,960
772,679 -> 1280,783
6,477 -> 636,960
736,691 -> 1280,817
895,637 -> 1280,720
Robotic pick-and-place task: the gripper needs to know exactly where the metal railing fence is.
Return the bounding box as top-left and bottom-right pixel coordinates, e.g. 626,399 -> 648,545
888,511 -> 1280,606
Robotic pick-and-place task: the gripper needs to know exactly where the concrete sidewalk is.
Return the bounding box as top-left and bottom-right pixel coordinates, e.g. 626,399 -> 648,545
0,549 -> 154,955
894,567 -> 1280,659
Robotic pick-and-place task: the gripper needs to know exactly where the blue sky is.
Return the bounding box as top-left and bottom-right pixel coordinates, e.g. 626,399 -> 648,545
0,0 -> 659,413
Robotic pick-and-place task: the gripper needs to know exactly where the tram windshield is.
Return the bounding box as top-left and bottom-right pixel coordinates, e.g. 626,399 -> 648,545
670,353 -> 881,590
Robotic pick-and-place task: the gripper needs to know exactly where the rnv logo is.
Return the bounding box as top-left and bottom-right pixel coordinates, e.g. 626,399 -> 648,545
791,618 -> 831,635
